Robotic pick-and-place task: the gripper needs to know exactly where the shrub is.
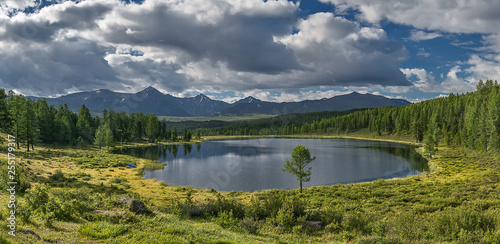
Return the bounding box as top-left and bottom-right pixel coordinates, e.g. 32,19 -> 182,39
276,202 -> 295,228
342,211 -> 371,235
78,222 -> 128,239
84,212 -> 138,224
245,196 -> 266,220
0,160 -> 30,194
214,209 -> 239,229
239,217 -> 260,234
206,193 -> 245,219
430,206 -> 497,241
275,196 -> 306,229
318,204 -> 344,226
23,184 -> 104,223
110,177 -> 126,184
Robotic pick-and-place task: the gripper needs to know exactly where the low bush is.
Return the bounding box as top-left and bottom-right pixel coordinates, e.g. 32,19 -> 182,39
0,160 -> 30,194
239,217 -> 260,234
21,184 -> 105,224
84,212 -> 138,224
214,209 -> 239,229
78,221 -> 128,239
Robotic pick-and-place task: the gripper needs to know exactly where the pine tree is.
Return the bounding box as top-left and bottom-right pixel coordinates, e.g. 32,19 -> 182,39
105,125 -> 114,148
25,98 -> 38,151
424,131 -> 437,158
0,89 -> 10,133
487,88 -> 500,150
94,124 -> 106,149
282,145 -> 316,194
76,104 -> 94,143
36,100 -> 56,144
8,93 -> 26,149
171,127 -> 178,142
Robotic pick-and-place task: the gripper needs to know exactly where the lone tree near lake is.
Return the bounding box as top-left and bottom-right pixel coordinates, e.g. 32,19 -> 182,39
282,145 -> 316,193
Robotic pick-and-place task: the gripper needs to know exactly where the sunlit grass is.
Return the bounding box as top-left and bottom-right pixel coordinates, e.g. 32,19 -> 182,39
1,131 -> 500,243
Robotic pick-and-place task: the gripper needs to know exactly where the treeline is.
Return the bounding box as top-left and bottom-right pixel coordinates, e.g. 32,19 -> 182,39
203,80 -> 500,152
0,90 -> 195,150
200,110 -> 365,136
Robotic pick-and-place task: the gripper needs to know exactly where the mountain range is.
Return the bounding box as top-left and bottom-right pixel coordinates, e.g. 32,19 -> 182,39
32,87 -> 411,116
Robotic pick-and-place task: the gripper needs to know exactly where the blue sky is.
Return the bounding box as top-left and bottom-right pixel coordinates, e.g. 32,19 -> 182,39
0,0 -> 499,103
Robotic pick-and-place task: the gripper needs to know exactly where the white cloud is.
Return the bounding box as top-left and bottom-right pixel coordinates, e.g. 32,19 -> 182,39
276,12 -> 410,87
408,30 -> 442,42
401,66 -> 477,94
321,0 -> 500,96
0,0 -> 412,98
319,0 -> 500,34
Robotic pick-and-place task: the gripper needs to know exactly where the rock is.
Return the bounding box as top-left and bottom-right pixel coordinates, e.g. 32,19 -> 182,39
273,225 -> 284,231
306,221 -> 322,229
21,229 -> 41,240
116,197 -> 148,214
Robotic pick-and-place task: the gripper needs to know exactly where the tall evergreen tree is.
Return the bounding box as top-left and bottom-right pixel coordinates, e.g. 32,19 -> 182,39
0,89 -> 10,133
76,104 -> 94,143
25,98 -> 38,151
8,93 -> 26,149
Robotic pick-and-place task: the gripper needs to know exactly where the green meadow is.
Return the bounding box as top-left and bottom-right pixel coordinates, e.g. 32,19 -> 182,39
1,130 -> 500,243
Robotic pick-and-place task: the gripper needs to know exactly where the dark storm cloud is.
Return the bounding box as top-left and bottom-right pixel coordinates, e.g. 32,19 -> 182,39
0,0 -> 412,97
0,39 -> 124,95
0,1 -> 112,43
100,4 -> 302,74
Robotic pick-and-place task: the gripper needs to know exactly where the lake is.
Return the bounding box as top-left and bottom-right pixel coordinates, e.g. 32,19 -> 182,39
113,138 -> 428,192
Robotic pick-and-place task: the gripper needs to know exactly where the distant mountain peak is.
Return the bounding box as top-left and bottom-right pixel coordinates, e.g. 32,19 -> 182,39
195,93 -> 209,98
36,88 -> 410,117
143,86 -> 160,92
235,96 -> 262,104
137,86 -> 165,97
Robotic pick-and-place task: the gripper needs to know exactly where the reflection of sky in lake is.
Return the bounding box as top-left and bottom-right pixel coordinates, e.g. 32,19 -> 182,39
114,138 -> 427,192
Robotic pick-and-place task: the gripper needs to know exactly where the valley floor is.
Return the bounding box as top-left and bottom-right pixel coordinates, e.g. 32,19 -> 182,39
0,131 -> 500,243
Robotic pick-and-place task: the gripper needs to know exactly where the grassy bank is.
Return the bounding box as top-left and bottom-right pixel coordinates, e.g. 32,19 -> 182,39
1,131 -> 500,243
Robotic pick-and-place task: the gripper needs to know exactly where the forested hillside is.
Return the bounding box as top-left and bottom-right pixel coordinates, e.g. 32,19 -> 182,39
2,79 -> 499,153
203,80 -> 500,152
0,90 -> 193,150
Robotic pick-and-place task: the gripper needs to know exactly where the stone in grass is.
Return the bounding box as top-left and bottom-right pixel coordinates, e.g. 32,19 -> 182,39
21,229 -> 41,240
116,197 -> 149,214
306,221 -> 322,229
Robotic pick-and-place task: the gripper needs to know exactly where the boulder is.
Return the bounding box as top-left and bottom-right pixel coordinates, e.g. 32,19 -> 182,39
116,197 -> 148,214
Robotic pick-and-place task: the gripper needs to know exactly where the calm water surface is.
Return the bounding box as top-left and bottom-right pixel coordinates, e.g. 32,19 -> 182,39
113,138 -> 427,192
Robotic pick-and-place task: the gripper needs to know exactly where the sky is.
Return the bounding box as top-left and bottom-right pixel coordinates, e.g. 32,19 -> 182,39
0,0 -> 499,103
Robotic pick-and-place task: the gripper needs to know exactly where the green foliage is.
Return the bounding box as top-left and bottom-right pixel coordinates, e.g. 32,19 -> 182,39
274,195 -> 306,229
49,170 -> 71,182
282,145 -> 316,193
84,212 -> 138,224
214,209 -> 239,229
78,221 -> 128,239
0,160 -> 30,194
21,184 -> 104,224
239,217 -> 260,234
198,80 -> 500,154
1,91 -> 195,147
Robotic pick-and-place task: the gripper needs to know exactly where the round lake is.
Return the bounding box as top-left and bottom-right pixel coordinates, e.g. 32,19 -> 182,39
113,138 -> 428,192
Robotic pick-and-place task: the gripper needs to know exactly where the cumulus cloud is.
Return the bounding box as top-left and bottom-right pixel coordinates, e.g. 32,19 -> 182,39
401,66 -> 477,94
319,0 -> 500,34
321,0 -> 500,95
276,12 -> 410,87
408,30 -> 442,42
0,0 -> 415,98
